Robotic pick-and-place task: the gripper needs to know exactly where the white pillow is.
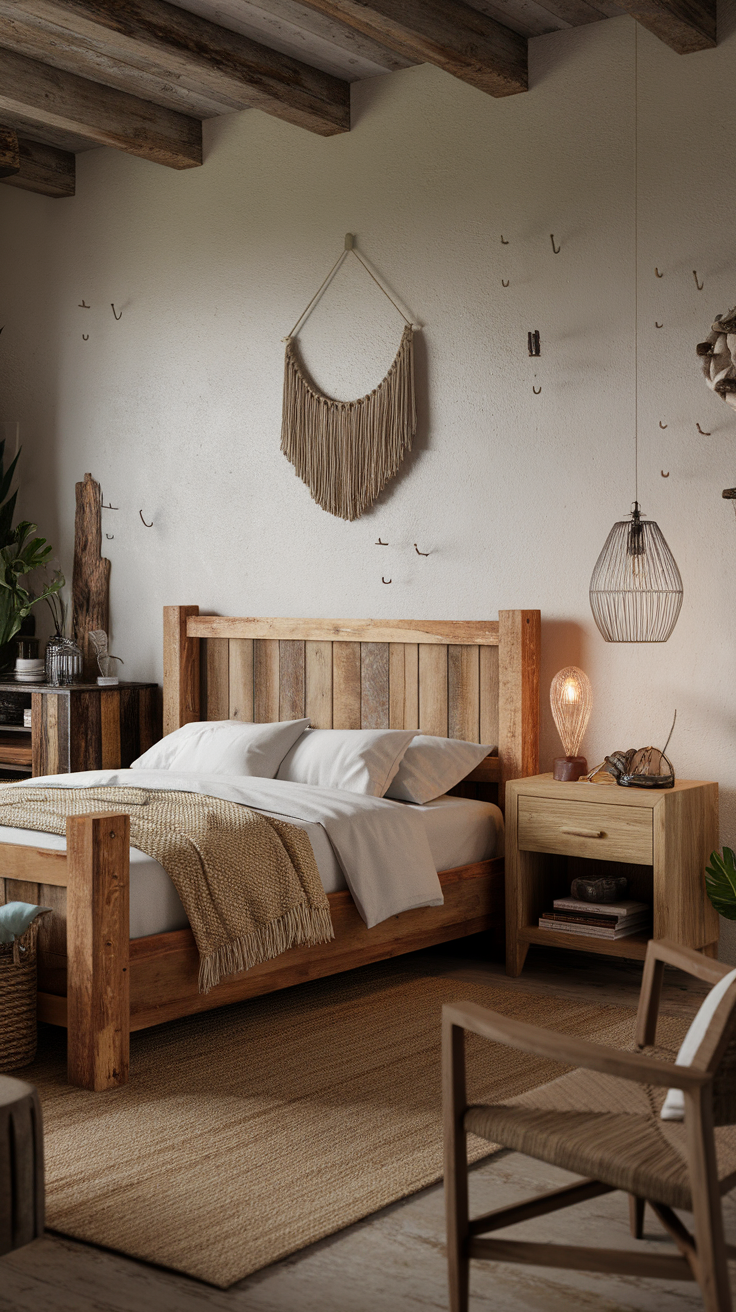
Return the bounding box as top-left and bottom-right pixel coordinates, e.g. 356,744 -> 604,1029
276,728 -> 416,797
660,967 -> 736,1121
131,718 -> 310,777
385,735 -> 493,805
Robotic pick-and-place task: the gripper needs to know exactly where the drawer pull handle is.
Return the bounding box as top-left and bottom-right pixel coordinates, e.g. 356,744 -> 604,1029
559,826 -> 604,839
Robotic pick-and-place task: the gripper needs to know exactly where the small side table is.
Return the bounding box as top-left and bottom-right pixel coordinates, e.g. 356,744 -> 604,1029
0,681 -> 159,779
506,773 -> 719,977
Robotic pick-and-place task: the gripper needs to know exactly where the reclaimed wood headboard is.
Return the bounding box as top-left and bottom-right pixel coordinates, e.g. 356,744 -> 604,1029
163,609 -> 540,805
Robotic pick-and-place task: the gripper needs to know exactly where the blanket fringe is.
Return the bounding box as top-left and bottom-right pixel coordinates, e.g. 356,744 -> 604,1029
198,903 -> 335,994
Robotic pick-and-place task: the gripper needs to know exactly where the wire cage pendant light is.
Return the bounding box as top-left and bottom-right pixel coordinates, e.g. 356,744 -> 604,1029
589,501 -> 683,642
588,27 -> 683,644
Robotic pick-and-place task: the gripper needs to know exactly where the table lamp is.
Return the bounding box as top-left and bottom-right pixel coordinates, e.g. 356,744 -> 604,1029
550,666 -> 592,781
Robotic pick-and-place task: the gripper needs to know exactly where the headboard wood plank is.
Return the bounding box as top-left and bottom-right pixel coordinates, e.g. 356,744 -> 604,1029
189,616 -> 500,645
306,641 -> 332,728
499,610 -> 541,791
279,640 -> 306,720
479,646 -> 500,747
449,645 -> 480,743
163,604 -> 200,735
361,643 -> 389,730
389,644 -> 406,729
254,640 -> 279,722
205,636 -> 229,721
228,639 -> 254,722
333,642 -> 361,729
418,644 -> 448,736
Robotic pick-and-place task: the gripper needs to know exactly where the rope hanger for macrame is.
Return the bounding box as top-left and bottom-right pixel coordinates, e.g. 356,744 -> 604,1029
284,234 -> 416,341
280,234 -> 418,522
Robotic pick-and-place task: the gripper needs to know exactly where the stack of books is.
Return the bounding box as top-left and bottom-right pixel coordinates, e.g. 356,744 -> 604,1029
539,896 -> 651,940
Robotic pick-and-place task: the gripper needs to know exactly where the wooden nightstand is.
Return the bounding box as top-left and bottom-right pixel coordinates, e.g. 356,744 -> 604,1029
506,773 -> 719,976
0,682 -> 159,778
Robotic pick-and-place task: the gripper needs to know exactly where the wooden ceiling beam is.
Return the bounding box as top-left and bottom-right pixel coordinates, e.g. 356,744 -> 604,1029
0,48 -> 201,168
615,0 -> 715,52
0,124 -> 19,177
291,0 -> 528,96
0,0 -> 350,136
0,134 -> 74,196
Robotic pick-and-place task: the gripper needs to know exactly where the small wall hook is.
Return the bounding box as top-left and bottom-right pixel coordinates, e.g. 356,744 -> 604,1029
501,279 -> 509,288
550,234 -> 560,254
111,303 -> 122,320
105,533 -> 115,539
693,270 -> 704,291
381,576 -> 391,584
139,510 -> 153,527
655,268 -> 663,278
696,422 -> 711,435
661,471 -> 670,478
501,235 -> 509,244
655,322 -> 663,329
375,537 -> 388,545
659,421 -> 668,429
414,544 -> 429,556
78,300 -> 90,308
82,334 -> 89,341
101,496 -> 119,509
532,385 -> 542,395
527,330 -> 541,357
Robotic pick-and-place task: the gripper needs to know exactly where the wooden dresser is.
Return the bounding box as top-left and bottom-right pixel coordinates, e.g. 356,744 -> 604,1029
506,773 -> 720,976
0,682 -> 159,778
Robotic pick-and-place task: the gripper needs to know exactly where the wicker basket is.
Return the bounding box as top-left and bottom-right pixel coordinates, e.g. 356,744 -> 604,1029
0,921 -> 44,1072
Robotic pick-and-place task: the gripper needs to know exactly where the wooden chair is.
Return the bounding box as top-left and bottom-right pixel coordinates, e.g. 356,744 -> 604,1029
443,939 -> 736,1312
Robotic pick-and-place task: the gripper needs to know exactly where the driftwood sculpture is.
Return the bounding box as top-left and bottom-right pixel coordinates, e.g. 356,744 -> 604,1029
72,473 -> 110,681
697,307 -> 736,409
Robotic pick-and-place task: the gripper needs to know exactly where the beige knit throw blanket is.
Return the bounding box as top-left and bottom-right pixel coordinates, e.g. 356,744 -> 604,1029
0,786 -> 334,993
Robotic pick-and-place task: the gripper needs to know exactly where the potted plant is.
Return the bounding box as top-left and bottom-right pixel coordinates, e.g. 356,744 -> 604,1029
0,438 -> 63,670
705,848 -> 736,921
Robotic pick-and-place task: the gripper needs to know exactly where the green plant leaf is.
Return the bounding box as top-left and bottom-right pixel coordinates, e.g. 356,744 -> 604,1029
705,847 -> 736,921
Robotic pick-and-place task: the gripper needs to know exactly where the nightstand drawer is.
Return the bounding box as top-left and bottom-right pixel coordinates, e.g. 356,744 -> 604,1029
517,796 -> 653,864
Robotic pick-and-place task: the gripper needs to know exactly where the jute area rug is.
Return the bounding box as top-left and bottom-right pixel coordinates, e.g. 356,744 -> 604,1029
25,958 -> 686,1288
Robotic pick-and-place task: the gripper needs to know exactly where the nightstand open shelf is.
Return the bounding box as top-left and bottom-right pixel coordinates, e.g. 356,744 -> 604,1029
506,774 -> 719,976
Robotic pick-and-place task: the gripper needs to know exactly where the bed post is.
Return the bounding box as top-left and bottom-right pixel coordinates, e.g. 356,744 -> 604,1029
66,812 -> 130,1091
163,604 -> 200,735
498,610 -> 540,805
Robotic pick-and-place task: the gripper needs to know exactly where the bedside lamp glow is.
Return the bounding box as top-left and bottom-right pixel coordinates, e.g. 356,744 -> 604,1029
550,667 -> 592,782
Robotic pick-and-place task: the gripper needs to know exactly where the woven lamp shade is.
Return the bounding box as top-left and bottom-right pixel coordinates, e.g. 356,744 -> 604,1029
589,506 -> 683,643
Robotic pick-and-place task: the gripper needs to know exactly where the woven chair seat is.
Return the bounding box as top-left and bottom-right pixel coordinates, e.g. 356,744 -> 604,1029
466,1058 -> 736,1212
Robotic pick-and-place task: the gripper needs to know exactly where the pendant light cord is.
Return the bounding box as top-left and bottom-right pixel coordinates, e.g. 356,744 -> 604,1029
634,22 -> 639,509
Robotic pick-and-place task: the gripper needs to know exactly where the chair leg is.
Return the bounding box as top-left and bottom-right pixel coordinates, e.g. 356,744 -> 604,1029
687,1092 -> 733,1312
629,1195 -> 645,1239
443,1015 -> 470,1312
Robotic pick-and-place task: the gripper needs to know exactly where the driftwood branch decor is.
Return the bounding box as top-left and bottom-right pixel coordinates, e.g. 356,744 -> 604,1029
72,472 -> 110,681
280,236 -> 417,522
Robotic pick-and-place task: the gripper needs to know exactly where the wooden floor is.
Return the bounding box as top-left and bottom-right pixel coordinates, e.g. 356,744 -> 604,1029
0,942 -> 730,1312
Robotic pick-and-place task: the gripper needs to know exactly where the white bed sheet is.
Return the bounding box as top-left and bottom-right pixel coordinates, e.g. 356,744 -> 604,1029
0,793 -> 502,939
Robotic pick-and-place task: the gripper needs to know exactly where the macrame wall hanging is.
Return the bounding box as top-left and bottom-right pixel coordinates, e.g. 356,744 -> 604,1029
281,235 -> 417,522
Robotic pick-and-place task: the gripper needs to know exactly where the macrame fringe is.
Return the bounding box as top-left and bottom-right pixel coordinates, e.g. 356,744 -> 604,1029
198,903 -> 335,994
281,324 -> 416,521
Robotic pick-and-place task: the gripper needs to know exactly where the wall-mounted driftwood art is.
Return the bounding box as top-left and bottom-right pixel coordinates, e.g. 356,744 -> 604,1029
72,472 -> 110,681
280,235 -> 417,522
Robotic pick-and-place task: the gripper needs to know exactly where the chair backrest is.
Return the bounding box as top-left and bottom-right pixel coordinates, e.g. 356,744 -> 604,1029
692,977 -> 736,1126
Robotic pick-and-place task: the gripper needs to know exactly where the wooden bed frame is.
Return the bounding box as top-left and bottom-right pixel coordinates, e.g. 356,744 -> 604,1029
1,608 -> 540,1090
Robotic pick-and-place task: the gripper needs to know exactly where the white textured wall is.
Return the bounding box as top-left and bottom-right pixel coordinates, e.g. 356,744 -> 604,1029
3,14 -> 736,952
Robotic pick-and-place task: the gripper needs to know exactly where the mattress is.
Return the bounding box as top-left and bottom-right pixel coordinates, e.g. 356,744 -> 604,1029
0,792 -> 502,940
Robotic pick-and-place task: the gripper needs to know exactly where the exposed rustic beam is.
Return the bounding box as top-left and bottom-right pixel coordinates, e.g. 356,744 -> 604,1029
293,0 -> 527,96
615,0 -> 715,52
0,135 -> 74,196
0,47 -> 201,168
0,0 -> 350,136
0,125 -> 19,177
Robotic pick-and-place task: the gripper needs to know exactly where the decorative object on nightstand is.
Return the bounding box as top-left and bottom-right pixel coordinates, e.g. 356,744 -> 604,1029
585,710 -> 676,789
550,667 -> 591,781
89,628 -> 123,685
505,773 -> 719,976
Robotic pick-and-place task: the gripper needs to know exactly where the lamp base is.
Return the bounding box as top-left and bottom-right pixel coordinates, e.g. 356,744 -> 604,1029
553,755 -> 588,782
